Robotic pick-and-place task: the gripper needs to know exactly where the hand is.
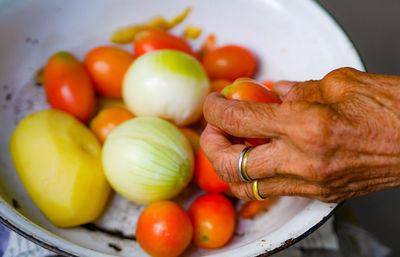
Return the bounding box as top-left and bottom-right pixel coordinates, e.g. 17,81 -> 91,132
200,68 -> 400,203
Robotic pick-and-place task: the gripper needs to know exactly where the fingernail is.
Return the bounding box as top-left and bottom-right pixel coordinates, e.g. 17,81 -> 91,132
273,80 -> 297,97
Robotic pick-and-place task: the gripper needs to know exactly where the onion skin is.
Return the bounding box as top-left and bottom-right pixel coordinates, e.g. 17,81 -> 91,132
102,116 -> 194,203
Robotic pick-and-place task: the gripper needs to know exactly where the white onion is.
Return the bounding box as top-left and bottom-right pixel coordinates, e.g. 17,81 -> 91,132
123,50 -> 210,126
102,117 -> 193,203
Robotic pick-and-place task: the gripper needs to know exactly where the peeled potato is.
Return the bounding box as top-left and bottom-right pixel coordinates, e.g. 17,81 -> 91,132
10,109 -> 111,227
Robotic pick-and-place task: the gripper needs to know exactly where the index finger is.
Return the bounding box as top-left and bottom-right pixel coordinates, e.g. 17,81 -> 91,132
203,93 -> 284,138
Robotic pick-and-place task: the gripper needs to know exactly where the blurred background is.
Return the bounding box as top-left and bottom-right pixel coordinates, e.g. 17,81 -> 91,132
316,0 -> 400,256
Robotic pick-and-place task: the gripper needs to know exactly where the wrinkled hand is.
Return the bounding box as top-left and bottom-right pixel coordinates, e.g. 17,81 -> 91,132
200,68 -> 400,203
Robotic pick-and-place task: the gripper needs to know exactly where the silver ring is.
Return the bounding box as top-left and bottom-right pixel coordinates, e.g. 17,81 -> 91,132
238,146 -> 253,182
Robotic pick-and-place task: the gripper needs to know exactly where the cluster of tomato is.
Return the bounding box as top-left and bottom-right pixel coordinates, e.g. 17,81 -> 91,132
132,32 -> 283,257
42,28 -> 281,257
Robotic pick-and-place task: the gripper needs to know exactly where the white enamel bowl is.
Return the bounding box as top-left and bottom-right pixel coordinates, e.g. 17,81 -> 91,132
0,0 -> 364,256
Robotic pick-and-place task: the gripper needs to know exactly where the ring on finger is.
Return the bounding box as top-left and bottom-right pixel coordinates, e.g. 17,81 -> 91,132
252,179 -> 266,200
238,146 -> 253,182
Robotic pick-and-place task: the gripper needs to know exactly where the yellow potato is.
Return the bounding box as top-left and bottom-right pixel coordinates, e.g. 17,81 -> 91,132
10,109 -> 111,227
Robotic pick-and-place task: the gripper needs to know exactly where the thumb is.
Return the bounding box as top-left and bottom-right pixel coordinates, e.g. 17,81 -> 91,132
273,80 -> 297,97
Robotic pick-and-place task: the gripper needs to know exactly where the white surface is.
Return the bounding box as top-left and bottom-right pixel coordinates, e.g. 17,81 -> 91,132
0,0 -> 363,256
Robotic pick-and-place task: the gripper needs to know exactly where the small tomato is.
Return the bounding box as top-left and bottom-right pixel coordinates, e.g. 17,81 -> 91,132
221,78 -> 281,103
261,80 -> 275,91
84,46 -> 134,98
90,107 -> 134,143
136,201 -> 193,257
43,51 -> 96,123
189,193 -> 235,249
238,197 -> 280,219
134,29 -> 195,57
202,45 -> 257,81
222,78 -> 281,146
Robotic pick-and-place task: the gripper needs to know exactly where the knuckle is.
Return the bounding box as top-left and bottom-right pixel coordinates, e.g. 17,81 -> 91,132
322,67 -> 357,85
298,107 -> 336,152
320,67 -> 361,100
285,84 -> 306,101
221,102 -> 245,135
203,95 -> 217,120
284,82 -> 320,102
308,109 -> 330,139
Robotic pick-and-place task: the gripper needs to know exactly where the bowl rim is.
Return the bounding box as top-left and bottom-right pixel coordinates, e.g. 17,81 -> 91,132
0,0 -> 366,256
254,202 -> 343,257
0,202 -> 343,257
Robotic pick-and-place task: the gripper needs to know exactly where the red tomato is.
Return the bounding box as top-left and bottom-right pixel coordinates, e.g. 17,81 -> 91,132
202,45 -> 257,80
136,201 -> 193,257
84,46 -> 134,98
222,78 -> 281,146
195,148 -> 229,193
238,200 -> 266,220
134,29 -> 195,57
261,80 -> 275,91
222,78 -> 281,104
238,196 -> 279,219
189,193 -> 235,249
44,51 -> 95,123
